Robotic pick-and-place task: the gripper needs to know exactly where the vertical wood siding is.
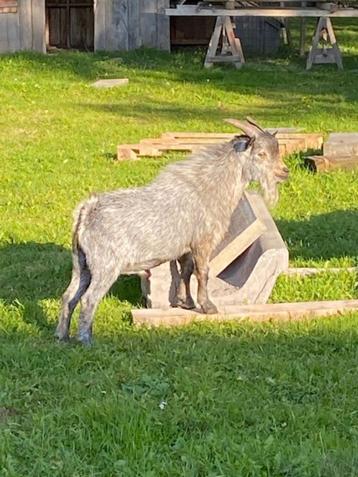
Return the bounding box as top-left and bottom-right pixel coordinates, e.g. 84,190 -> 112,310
95,0 -> 170,52
0,0 -> 45,53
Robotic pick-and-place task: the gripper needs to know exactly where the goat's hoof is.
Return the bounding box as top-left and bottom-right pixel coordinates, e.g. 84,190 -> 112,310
77,334 -> 93,347
200,301 -> 218,315
54,327 -> 70,342
176,296 -> 196,310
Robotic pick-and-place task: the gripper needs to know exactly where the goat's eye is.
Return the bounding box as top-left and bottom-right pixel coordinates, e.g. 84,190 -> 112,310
257,151 -> 267,160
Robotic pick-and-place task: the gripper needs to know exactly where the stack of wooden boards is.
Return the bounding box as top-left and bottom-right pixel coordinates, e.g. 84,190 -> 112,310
308,133 -> 358,172
117,129 -> 324,161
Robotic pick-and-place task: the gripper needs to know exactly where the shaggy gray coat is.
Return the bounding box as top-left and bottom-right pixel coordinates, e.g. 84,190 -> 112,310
56,120 -> 288,344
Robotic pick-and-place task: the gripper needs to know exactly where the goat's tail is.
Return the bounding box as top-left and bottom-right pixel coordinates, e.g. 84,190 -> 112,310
72,195 -> 99,254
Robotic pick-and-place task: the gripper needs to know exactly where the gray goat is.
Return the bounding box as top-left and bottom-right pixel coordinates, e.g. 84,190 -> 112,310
56,119 -> 288,344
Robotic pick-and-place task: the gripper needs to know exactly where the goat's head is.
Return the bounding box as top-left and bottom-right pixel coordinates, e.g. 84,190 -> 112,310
231,118 -> 289,206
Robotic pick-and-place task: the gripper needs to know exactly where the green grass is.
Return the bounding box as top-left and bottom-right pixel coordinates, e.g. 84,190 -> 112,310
0,20 -> 358,476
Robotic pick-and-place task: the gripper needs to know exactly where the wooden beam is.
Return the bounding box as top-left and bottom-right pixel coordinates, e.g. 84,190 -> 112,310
286,267 -> 358,276
165,6 -> 358,18
0,7 -> 17,13
132,299 -> 358,327
209,216 -> 266,277
307,155 -> 358,172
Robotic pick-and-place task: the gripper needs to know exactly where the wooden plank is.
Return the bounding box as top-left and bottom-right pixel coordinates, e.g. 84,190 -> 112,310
91,78 -> 129,88
204,16 -> 223,68
5,8 -> 20,52
117,131 -> 323,161
31,0 -> 45,52
325,17 -> 343,69
128,0 -> 140,49
0,1 -> 18,6
117,145 -> 140,160
94,0 -> 106,50
163,129 -> 301,138
156,0 -> 170,51
113,0 -> 129,50
100,0 -> 129,51
223,16 -> 245,67
132,299 -> 358,327
165,6 -> 358,18
141,0 -> 158,48
70,6 -> 94,50
307,155 -> 358,172
0,7 -> 17,13
104,0 -> 112,49
324,133 -> 358,158
209,217 -> 266,277
18,0 -> 32,50
286,267 -> 358,276
0,14 -> 9,52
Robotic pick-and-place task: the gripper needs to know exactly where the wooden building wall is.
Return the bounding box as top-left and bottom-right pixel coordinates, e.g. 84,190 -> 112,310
0,0 -> 45,54
94,0 -> 170,52
0,0 -> 170,54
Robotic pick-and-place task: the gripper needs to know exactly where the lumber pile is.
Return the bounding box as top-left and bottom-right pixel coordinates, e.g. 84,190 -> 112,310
117,129 -> 323,161
307,133 -> 358,172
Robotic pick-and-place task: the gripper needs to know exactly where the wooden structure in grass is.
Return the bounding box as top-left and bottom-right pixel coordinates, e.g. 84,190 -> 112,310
140,192 -> 289,311
204,15 -> 245,69
117,127 -> 324,161
306,17 -> 343,70
166,2 -> 358,69
132,299 -> 358,327
308,133 -> 358,172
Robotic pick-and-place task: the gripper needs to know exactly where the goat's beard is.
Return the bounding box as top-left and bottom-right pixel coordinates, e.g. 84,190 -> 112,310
261,180 -> 279,207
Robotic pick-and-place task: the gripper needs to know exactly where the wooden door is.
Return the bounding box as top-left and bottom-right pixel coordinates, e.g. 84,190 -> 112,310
46,0 -> 94,50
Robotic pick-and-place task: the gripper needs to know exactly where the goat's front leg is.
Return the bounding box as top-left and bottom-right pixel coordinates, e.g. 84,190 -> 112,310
191,245 -> 218,315
176,253 -> 195,309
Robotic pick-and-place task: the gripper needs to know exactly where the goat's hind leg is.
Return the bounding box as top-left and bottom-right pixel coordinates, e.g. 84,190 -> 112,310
176,253 -> 195,309
55,250 -> 91,341
77,266 -> 119,345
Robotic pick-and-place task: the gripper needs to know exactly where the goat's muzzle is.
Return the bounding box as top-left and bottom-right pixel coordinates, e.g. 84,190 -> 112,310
275,166 -> 289,183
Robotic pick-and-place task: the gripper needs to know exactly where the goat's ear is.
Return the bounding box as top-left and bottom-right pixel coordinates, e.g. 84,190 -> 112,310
271,130 -> 278,137
233,135 -> 254,153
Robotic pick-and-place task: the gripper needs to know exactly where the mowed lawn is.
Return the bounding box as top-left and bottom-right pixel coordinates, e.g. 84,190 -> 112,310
0,20 -> 358,476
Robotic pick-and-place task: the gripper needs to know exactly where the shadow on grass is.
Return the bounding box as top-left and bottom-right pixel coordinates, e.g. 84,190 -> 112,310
0,242 -> 141,332
2,28 -> 358,106
277,209 -> 358,262
0,210 -> 357,333
0,317 -> 357,476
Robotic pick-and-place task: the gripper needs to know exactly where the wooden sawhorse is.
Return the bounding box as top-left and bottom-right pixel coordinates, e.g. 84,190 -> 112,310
307,17 -> 343,70
204,16 -> 245,69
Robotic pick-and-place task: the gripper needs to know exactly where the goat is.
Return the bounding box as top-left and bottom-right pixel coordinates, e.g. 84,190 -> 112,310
55,119 -> 288,344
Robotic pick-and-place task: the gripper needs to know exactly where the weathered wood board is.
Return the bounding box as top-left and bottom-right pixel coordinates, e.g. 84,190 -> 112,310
95,0 -> 170,52
91,78 -> 129,88
132,299 -> 358,327
307,155 -> 358,172
117,131 -> 323,161
324,133 -> 358,158
166,5 -> 358,18
0,0 -> 45,53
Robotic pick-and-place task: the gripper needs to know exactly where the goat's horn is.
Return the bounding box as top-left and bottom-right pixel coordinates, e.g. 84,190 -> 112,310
224,118 -> 258,137
245,116 -> 265,133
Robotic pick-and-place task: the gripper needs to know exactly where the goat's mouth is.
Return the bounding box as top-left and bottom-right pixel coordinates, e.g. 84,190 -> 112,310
275,170 -> 289,183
